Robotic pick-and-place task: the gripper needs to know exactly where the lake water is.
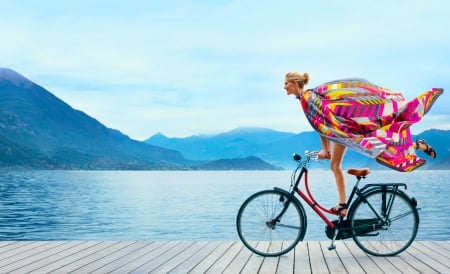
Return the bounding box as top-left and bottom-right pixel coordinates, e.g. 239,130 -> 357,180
0,169 -> 448,241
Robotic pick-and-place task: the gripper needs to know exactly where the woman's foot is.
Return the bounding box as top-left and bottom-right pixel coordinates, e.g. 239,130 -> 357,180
330,203 -> 347,216
416,139 -> 437,159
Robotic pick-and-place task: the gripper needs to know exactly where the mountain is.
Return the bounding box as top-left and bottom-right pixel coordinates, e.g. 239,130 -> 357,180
146,127 -> 450,170
148,127 -> 296,161
194,156 -> 282,170
0,68 -> 187,169
146,127 -> 373,168
2,68 -> 447,170
413,129 -> 450,170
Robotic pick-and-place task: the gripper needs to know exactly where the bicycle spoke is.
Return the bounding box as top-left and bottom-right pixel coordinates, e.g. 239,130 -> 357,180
237,189 -> 306,256
350,189 -> 418,256
389,210 -> 414,222
277,223 -> 301,230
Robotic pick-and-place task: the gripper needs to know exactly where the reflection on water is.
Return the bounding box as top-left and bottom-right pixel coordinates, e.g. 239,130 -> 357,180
0,170 -> 448,241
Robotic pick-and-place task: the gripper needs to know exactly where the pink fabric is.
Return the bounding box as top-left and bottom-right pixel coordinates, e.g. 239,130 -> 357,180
300,78 -> 443,172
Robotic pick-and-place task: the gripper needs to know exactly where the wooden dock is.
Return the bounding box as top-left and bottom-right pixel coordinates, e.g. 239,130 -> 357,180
0,241 -> 448,273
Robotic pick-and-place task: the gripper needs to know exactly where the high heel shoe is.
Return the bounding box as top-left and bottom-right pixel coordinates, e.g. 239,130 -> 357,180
416,139 -> 436,159
330,203 -> 347,216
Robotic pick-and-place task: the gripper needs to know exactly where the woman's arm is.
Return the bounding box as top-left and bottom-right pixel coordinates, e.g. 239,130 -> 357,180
318,135 -> 331,159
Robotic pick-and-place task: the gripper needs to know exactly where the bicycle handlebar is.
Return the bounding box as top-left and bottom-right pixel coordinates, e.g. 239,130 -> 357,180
292,150 -> 321,162
305,150 -> 321,161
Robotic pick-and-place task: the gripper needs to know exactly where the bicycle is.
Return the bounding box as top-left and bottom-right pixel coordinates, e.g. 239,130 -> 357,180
236,150 -> 419,257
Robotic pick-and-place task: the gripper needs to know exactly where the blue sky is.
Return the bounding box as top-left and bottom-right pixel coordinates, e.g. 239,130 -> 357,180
1,0 -> 449,140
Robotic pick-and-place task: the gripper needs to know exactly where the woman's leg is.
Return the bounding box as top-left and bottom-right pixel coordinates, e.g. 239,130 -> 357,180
330,143 -> 347,206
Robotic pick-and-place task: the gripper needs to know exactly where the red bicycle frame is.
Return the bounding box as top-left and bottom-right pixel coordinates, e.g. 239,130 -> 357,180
294,168 -> 337,228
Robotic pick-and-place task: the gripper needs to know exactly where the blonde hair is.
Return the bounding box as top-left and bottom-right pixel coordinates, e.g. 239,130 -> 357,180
285,72 -> 310,88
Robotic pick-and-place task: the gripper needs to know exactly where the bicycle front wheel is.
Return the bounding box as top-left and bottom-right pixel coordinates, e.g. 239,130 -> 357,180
349,188 -> 419,256
236,189 -> 307,257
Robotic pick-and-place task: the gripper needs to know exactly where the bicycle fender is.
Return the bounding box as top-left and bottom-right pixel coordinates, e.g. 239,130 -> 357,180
360,185 -> 410,198
349,186 -> 414,215
272,187 -> 307,211
360,183 -> 407,193
273,187 -> 300,203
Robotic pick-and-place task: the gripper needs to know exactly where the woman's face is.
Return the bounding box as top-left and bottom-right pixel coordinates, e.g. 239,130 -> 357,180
284,79 -> 299,96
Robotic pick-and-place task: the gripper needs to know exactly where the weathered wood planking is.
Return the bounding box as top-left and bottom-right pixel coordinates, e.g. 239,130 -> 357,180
0,241 -> 447,273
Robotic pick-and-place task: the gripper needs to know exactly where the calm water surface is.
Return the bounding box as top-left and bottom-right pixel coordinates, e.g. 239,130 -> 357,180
0,169 -> 448,241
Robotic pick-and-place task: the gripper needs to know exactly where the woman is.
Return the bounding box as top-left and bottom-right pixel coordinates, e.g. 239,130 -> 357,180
284,72 -> 443,216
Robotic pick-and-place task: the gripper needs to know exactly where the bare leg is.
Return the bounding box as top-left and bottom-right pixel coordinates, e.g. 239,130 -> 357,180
330,143 -> 347,205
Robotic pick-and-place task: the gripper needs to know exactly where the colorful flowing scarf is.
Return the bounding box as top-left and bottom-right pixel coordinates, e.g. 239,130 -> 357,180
300,78 -> 443,172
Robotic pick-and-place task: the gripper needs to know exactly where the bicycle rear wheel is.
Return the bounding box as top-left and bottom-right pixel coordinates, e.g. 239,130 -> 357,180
349,188 -> 419,256
236,189 -> 306,257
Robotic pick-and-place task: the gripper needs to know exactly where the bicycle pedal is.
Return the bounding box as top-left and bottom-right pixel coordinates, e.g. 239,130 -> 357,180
328,245 -> 336,251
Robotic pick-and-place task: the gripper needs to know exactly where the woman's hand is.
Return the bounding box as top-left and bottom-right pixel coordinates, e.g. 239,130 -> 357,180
318,150 -> 331,160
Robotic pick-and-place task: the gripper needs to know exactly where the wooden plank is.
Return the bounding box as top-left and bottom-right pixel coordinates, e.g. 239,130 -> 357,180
0,241 -> 447,273
399,244 -> 440,274
366,253 -> 401,273
0,241 -> 47,262
258,255 -> 279,273
68,241 -> 142,273
433,240 -> 450,251
170,242 -> 221,273
0,241 -> 31,257
324,241 -> 366,273
46,241 -> 129,273
8,242 -> 97,274
222,242 -> 253,274
355,241 -> 422,274
0,241 -> 67,273
294,241 -> 311,273
150,241 -> 209,273
239,242 -> 267,274
414,241 -> 450,265
205,241 -> 242,274
91,241 -> 167,273
308,241 -> 329,274
337,241 -> 384,274
275,241 -> 295,274
0,241 -> 16,250
242,241 -> 286,273
423,241 -> 450,257
108,241 -> 180,273
188,241 -> 234,273
130,241 -> 195,273
29,241 -> 116,273
407,242 -> 450,273
319,241 -> 344,273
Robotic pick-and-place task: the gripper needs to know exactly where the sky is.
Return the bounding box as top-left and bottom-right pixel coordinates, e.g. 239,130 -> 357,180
1,0 -> 449,140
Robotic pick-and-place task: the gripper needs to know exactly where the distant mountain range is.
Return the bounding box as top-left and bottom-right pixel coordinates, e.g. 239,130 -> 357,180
0,68 -> 189,169
0,68 -> 279,170
1,68 -> 448,170
145,128 -> 450,170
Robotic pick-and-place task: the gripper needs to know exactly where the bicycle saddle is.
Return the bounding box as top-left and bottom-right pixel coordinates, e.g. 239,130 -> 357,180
348,168 -> 371,177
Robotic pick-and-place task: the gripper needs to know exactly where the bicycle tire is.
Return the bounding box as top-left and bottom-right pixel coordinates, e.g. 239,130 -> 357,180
349,188 -> 419,256
236,189 -> 307,257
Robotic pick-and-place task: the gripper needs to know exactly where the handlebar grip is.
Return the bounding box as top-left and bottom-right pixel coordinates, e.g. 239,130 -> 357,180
292,153 -> 301,161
